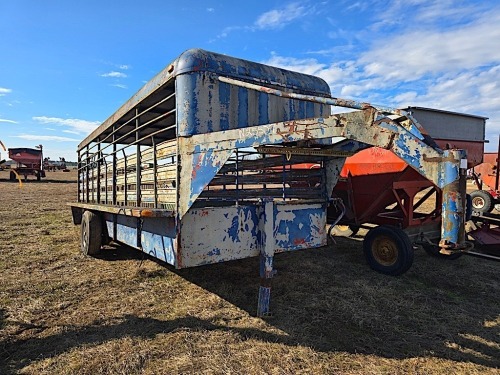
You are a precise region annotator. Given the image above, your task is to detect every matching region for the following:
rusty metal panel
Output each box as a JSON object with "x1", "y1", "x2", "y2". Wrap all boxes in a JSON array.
[
  {"x1": 178, "y1": 202, "x2": 327, "y2": 268},
  {"x1": 179, "y1": 205, "x2": 261, "y2": 268},
  {"x1": 105, "y1": 214, "x2": 178, "y2": 267},
  {"x1": 175, "y1": 49, "x2": 330, "y2": 137},
  {"x1": 273, "y1": 203, "x2": 327, "y2": 251}
]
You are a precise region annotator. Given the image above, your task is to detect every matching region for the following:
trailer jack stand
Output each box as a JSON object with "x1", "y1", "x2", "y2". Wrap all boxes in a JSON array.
[{"x1": 257, "y1": 254, "x2": 276, "y2": 317}]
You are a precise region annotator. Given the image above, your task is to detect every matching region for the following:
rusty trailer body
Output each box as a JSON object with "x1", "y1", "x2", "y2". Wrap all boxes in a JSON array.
[{"x1": 70, "y1": 49, "x2": 470, "y2": 316}]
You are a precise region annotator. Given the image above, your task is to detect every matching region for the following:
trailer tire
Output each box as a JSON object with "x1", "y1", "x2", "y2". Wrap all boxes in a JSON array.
[
  {"x1": 331, "y1": 224, "x2": 359, "y2": 237},
  {"x1": 9, "y1": 171, "x2": 16, "y2": 181},
  {"x1": 470, "y1": 190, "x2": 493, "y2": 213},
  {"x1": 363, "y1": 226, "x2": 414, "y2": 276},
  {"x1": 421, "y1": 243, "x2": 463, "y2": 260},
  {"x1": 81, "y1": 211, "x2": 103, "y2": 256}
]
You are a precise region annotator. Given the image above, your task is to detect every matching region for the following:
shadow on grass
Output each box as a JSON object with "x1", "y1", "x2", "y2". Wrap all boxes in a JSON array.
[
  {"x1": 93, "y1": 243, "x2": 145, "y2": 262},
  {"x1": 0, "y1": 314, "x2": 283, "y2": 374},
  {"x1": 0, "y1": 309, "x2": 5, "y2": 330},
  {"x1": 3, "y1": 238, "x2": 498, "y2": 373},
  {"x1": 174, "y1": 236, "x2": 500, "y2": 369}
]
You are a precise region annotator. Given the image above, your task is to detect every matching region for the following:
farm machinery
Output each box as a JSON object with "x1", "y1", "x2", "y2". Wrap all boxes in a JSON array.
[
  {"x1": 465, "y1": 138, "x2": 500, "y2": 252},
  {"x1": 329, "y1": 111, "x2": 500, "y2": 259},
  {"x1": 8, "y1": 145, "x2": 45, "y2": 181},
  {"x1": 469, "y1": 140, "x2": 500, "y2": 213},
  {"x1": 70, "y1": 49, "x2": 472, "y2": 316}
]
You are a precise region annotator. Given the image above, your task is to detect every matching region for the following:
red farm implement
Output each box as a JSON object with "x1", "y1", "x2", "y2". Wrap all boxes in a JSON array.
[
  {"x1": 8, "y1": 145, "x2": 46, "y2": 181},
  {"x1": 328, "y1": 108, "x2": 500, "y2": 271},
  {"x1": 470, "y1": 137, "x2": 500, "y2": 213}
]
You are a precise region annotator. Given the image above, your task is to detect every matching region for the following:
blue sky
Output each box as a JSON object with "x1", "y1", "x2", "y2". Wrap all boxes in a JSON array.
[{"x1": 1, "y1": 0, "x2": 499, "y2": 161}]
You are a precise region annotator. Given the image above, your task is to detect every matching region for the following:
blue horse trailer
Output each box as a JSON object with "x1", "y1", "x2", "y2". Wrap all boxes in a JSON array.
[{"x1": 70, "y1": 49, "x2": 469, "y2": 316}]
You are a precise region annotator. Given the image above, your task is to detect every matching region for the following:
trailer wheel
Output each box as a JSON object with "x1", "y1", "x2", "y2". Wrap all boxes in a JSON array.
[
  {"x1": 331, "y1": 224, "x2": 359, "y2": 237},
  {"x1": 9, "y1": 171, "x2": 15, "y2": 181},
  {"x1": 421, "y1": 243, "x2": 463, "y2": 260},
  {"x1": 363, "y1": 226, "x2": 414, "y2": 276},
  {"x1": 81, "y1": 211, "x2": 103, "y2": 256},
  {"x1": 470, "y1": 190, "x2": 493, "y2": 213}
]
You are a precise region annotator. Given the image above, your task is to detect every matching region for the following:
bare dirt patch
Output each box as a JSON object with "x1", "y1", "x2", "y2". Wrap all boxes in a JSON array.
[{"x1": 0, "y1": 170, "x2": 498, "y2": 374}]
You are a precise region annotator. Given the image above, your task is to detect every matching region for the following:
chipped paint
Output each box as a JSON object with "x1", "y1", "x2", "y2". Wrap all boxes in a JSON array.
[{"x1": 73, "y1": 49, "x2": 471, "y2": 316}]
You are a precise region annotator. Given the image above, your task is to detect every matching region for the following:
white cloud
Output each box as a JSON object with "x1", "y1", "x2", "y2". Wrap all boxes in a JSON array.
[
  {"x1": 360, "y1": 10, "x2": 500, "y2": 82},
  {"x1": 261, "y1": 54, "x2": 326, "y2": 75},
  {"x1": 0, "y1": 118, "x2": 17, "y2": 124},
  {"x1": 255, "y1": 3, "x2": 309, "y2": 30},
  {"x1": 0, "y1": 87, "x2": 12, "y2": 96},
  {"x1": 101, "y1": 71, "x2": 127, "y2": 78},
  {"x1": 207, "y1": 7, "x2": 214, "y2": 12},
  {"x1": 15, "y1": 134, "x2": 80, "y2": 142},
  {"x1": 118, "y1": 65, "x2": 130, "y2": 70},
  {"x1": 33, "y1": 116, "x2": 100, "y2": 135},
  {"x1": 63, "y1": 129, "x2": 81, "y2": 135},
  {"x1": 111, "y1": 83, "x2": 127, "y2": 89}
]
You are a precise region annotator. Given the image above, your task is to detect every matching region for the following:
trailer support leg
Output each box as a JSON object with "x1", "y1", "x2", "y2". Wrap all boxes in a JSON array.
[
  {"x1": 439, "y1": 150, "x2": 468, "y2": 251},
  {"x1": 257, "y1": 200, "x2": 276, "y2": 317}
]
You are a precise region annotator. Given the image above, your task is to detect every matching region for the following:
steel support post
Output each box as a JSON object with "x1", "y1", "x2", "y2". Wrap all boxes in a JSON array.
[
  {"x1": 439, "y1": 149, "x2": 468, "y2": 251},
  {"x1": 257, "y1": 199, "x2": 276, "y2": 317}
]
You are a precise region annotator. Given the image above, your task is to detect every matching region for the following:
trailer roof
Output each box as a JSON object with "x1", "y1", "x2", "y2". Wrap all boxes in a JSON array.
[
  {"x1": 78, "y1": 49, "x2": 331, "y2": 151},
  {"x1": 406, "y1": 106, "x2": 489, "y2": 120}
]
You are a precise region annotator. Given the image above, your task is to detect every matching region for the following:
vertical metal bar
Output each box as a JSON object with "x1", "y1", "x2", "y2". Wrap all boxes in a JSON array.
[
  {"x1": 104, "y1": 155, "x2": 108, "y2": 204},
  {"x1": 112, "y1": 127, "x2": 117, "y2": 241},
  {"x1": 85, "y1": 146, "x2": 90, "y2": 203},
  {"x1": 97, "y1": 139, "x2": 101, "y2": 204},
  {"x1": 257, "y1": 199, "x2": 276, "y2": 317},
  {"x1": 152, "y1": 136, "x2": 158, "y2": 209},
  {"x1": 282, "y1": 155, "x2": 286, "y2": 201},
  {"x1": 77, "y1": 151, "x2": 81, "y2": 202},
  {"x1": 112, "y1": 128, "x2": 117, "y2": 206},
  {"x1": 439, "y1": 149, "x2": 467, "y2": 249},
  {"x1": 136, "y1": 108, "x2": 141, "y2": 207},
  {"x1": 495, "y1": 134, "x2": 500, "y2": 191},
  {"x1": 122, "y1": 150, "x2": 127, "y2": 206},
  {"x1": 235, "y1": 149, "x2": 239, "y2": 203}
]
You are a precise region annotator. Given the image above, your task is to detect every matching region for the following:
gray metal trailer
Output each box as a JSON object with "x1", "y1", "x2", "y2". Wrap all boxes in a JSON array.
[{"x1": 70, "y1": 49, "x2": 469, "y2": 316}]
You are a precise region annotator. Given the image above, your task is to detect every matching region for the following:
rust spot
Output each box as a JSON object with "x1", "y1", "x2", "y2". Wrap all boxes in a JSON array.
[
  {"x1": 293, "y1": 238, "x2": 306, "y2": 245},
  {"x1": 423, "y1": 153, "x2": 456, "y2": 163}
]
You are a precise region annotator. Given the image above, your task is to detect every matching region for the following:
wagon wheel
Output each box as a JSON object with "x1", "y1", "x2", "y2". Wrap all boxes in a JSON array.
[
  {"x1": 363, "y1": 226, "x2": 414, "y2": 276},
  {"x1": 331, "y1": 224, "x2": 359, "y2": 237},
  {"x1": 421, "y1": 243, "x2": 463, "y2": 260},
  {"x1": 81, "y1": 211, "x2": 103, "y2": 256},
  {"x1": 470, "y1": 190, "x2": 493, "y2": 213}
]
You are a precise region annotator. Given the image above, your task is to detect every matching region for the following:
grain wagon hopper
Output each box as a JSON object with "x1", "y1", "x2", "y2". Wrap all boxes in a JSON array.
[
  {"x1": 70, "y1": 49, "x2": 470, "y2": 316},
  {"x1": 8, "y1": 145, "x2": 46, "y2": 181},
  {"x1": 328, "y1": 109, "x2": 495, "y2": 268}
]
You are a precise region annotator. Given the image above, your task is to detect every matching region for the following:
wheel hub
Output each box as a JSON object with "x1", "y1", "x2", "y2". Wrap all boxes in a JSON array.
[
  {"x1": 472, "y1": 197, "x2": 485, "y2": 209},
  {"x1": 372, "y1": 236, "x2": 398, "y2": 266}
]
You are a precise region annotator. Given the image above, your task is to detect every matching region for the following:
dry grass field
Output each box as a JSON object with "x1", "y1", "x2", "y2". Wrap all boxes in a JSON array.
[{"x1": 0, "y1": 169, "x2": 499, "y2": 374}]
